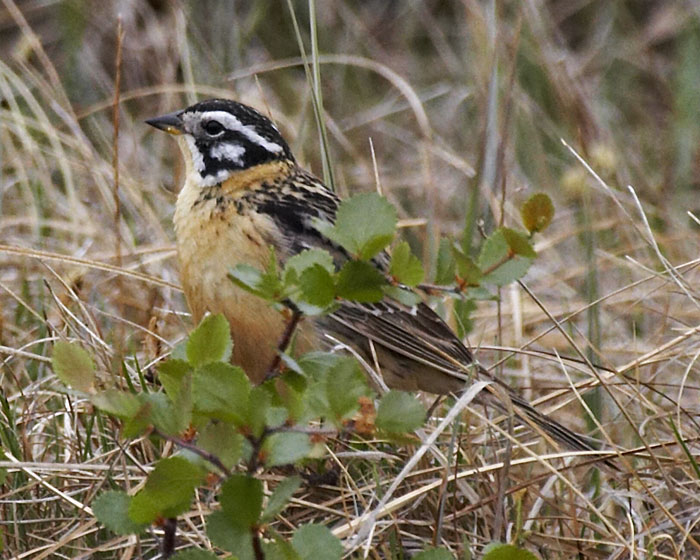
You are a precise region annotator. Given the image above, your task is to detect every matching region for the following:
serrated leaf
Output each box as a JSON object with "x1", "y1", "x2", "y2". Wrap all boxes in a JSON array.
[
  {"x1": 246, "y1": 386, "x2": 270, "y2": 438},
  {"x1": 383, "y1": 285, "x2": 422, "y2": 307},
  {"x1": 521, "y1": 192, "x2": 554, "y2": 233},
  {"x1": 229, "y1": 249, "x2": 284, "y2": 302},
  {"x1": 92, "y1": 491, "x2": 147, "y2": 535},
  {"x1": 454, "y1": 298, "x2": 477, "y2": 339},
  {"x1": 316, "y1": 192, "x2": 397, "y2": 259},
  {"x1": 51, "y1": 341, "x2": 95, "y2": 393},
  {"x1": 228, "y1": 264, "x2": 265, "y2": 295},
  {"x1": 453, "y1": 248, "x2": 482, "y2": 286},
  {"x1": 413, "y1": 547, "x2": 455, "y2": 560},
  {"x1": 220, "y1": 474, "x2": 263, "y2": 528},
  {"x1": 478, "y1": 228, "x2": 534, "y2": 286},
  {"x1": 435, "y1": 238, "x2": 456, "y2": 285},
  {"x1": 502, "y1": 228, "x2": 536, "y2": 258},
  {"x1": 171, "y1": 372, "x2": 193, "y2": 431},
  {"x1": 207, "y1": 511, "x2": 254, "y2": 559},
  {"x1": 336, "y1": 260, "x2": 386, "y2": 303},
  {"x1": 186, "y1": 314, "x2": 232, "y2": 367},
  {"x1": 284, "y1": 248, "x2": 335, "y2": 277},
  {"x1": 263, "y1": 537, "x2": 303, "y2": 560},
  {"x1": 193, "y1": 362, "x2": 250, "y2": 425},
  {"x1": 483, "y1": 542, "x2": 540, "y2": 560},
  {"x1": 389, "y1": 241, "x2": 424, "y2": 287},
  {"x1": 170, "y1": 549, "x2": 220, "y2": 560},
  {"x1": 325, "y1": 357, "x2": 367, "y2": 422},
  {"x1": 128, "y1": 457, "x2": 205, "y2": 524},
  {"x1": 127, "y1": 392, "x2": 181, "y2": 437},
  {"x1": 292, "y1": 524, "x2": 343, "y2": 560},
  {"x1": 171, "y1": 340, "x2": 188, "y2": 361},
  {"x1": 198, "y1": 421, "x2": 243, "y2": 470},
  {"x1": 376, "y1": 391, "x2": 425, "y2": 433},
  {"x1": 158, "y1": 359, "x2": 192, "y2": 401},
  {"x1": 296, "y1": 264, "x2": 336, "y2": 308},
  {"x1": 91, "y1": 389, "x2": 142, "y2": 419},
  {"x1": 266, "y1": 406, "x2": 289, "y2": 429},
  {"x1": 261, "y1": 475, "x2": 302, "y2": 522},
  {"x1": 297, "y1": 352, "x2": 343, "y2": 379},
  {"x1": 263, "y1": 432, "x2": 311, "y2": 467}
]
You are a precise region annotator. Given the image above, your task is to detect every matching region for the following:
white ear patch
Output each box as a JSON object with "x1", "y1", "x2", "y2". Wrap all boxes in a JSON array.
[
  {"x1": 210, "y1": 143, "x2": 245, "y2": 165},
  {"x1": 199, "y1": 110, "x2": 284, "y2": 154}
]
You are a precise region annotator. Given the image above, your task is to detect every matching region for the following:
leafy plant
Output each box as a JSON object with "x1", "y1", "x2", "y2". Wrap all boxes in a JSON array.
[{"x1": 51, "y1": 191, "x2": 553, "y2": 558}]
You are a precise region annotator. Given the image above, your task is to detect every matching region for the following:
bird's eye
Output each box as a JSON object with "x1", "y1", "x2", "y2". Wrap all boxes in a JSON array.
[{"x1": 203, "y1": 120, "x2": 224, "y2": 136}]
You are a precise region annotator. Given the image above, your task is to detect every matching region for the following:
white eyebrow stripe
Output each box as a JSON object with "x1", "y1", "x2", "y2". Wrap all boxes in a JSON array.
[{"x1": 199, "y1": 110, "x2": 283, "y2": 153}]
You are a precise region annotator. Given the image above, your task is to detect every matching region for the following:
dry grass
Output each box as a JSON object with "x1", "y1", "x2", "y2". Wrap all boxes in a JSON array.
[{"x1": 2, "y1": 1, "x2": 700, "y2": 558}]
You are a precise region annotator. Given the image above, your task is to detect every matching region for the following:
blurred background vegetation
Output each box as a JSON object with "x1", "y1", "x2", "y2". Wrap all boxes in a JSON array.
[{"x1": 2, "y1": 1, "x2": 700, "y2": 558}]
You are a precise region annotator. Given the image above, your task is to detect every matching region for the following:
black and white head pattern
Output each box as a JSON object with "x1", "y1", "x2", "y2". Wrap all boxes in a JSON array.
[{"x1": 178, "y1": 99, "x2": 294, "y2": 187}]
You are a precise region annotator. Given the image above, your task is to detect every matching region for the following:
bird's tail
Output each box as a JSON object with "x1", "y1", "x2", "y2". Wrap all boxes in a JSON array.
[{"x1": 479, "y1": 377, "x2": 616, "y2": 468}]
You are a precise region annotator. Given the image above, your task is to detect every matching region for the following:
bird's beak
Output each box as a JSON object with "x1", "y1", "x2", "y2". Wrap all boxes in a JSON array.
[{"x1": 145, "y1": 110, "x2": 184, "y2": 135}]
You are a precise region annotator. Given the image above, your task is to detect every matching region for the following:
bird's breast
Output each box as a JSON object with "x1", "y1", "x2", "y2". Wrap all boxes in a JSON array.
[{"x1": 173, "y1": 179, "x2": 312, "y2": 383}]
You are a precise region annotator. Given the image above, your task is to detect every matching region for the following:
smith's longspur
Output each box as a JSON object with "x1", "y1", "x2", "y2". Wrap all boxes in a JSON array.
[{"x1": 147, "y1": 98, "x2": 602, "y2": 457}]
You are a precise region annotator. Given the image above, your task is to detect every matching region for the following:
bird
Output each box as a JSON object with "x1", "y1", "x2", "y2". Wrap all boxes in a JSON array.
[{"x1": 146, "y1": 98, "x2": 604, "y2": 459}]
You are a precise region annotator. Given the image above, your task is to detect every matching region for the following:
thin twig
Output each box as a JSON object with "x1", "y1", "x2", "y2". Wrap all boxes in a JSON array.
[
  {"x1": 263, "y1": 309, "x2": 303, "y2": 382},
  {"x1": 161, "y1": 517, "x2": 177, "y2": 559},
  {"x1": 151, "y1": 428, "x2": 231, "y2": 477}
]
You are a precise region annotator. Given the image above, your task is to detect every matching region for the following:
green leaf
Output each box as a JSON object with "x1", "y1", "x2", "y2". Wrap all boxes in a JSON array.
[
  {"x1": 127, "y1": 392, "x2": 182, "y2": 437},
  {"x1": 376, "y1": 391, "x2": 425, "y2": 433},
  {"x1": 502, "y1": 228, "x2": 536, "y2": 258},
  {"x1": 171, "y1": 340, "x2": 188, "y2": 361},
  {"x1": 266, "y1": 406, "x2": 289, "y2": 429},
  {"x1": 220, "y1": 474, "x2": 263, "y2": 528},
  {"x1": 263, "y1": 537, "x2": 303, "y2": 560},
  {"x1": 261, "y1": 476, "x2": 302, "y2": 523},
  {"x1": 158, "y1": 359, "x2": 192, "y2": 401},
  {"x1": 316, "y1": 192, "x2": 397, "y2": 259},
  {"x1": 454, "y1": 298, "x2": 477, "y2": 339},
  {"x1": 229, "y1": 263, "x2": 266, "y2": 295},
  {"x1": 128, "y1": 457, "x2": 205, "y2": 524},
  {"x1": 92, "y1": 491, "x2": 147, "y2": 535},
  {"x1": 171, "y1": 372, "x2": 193, "y2": 431},
  {"x1": 297, "y1": 264, "x2": 336, "y2": 308},
  {"x1": 186, "y1": 314, "x2": 232, "y2": 367},
  {"x1": 263, "y1": 432, "x2": 311, "y2": 467},
  {"x1": 336, "y1": 260, "x2": 386, "y2": 303},
  {"x1": 207, "y1": 511, "x2": 254, "y2": 559},
  {"x1": 91, "y1": 389, "x2": 142, "y2": 419},
  {"x1": 325, "y1": 357, "x2": 367, "y2": 422},
  {"x1": 521, "y1": 192, "x2": 554, "y2": 234},
  {"x1": 413, "y1": 547, "x2": 455, "y2": 560},
  {"x1": 284, "y1": 248, "x2": 335, "y2": 277},
  {"x1": 435, "y1": 238, "x2": 456, "y2": 285},
  {"x1": 453, "y1": 248, "x2": 482, "y2": 286},
  {"x1": 229, "y1": 249, "x2": 284, "y2": 302},
  {"x1": 478, "y1": 228, "x2": 534, "y2": 286},
  {"x1": 51, "y1": 341, "x2": 95, "y2": 393},
  {"x1": 297, "y1": 352, "x2": 343, "y2": 379},
  {"x1": 383, "y1": 285, "x2": 422, "y2": 307},
  {"x1": 193, "y1": 362, "x2": 250, "y2": 425},
  {"x1": 292, "y1": 524, "x2": 343, "y2": 560},
  {"x1": 170, "y1": 549, "x2": 220, "y2": 560},
  {"x1": 246, "y1": 386, "x2": 270, "y2": 438},
  {"x1": 389, "y1": 241, "x2": 424, "y2": 287},
  {"x1": 198, "y1": 421, "x2": 243, "y2": 470},
  {"x1": 483, "y1": 542, "x2": 540, "y2": 560}
]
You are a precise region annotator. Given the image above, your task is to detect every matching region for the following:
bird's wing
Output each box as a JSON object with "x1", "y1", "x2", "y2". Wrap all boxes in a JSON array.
[
  {"x1": 248, "y1": 169, "x2": 477, "y2": 380},
  {"x1": 328, "y1": 299, "x2": 475, "y2": 382}
]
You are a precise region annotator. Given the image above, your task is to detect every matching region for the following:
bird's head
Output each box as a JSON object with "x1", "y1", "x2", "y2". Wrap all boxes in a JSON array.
[{"x1": 146, "y1": 98, "x2": 294, "y2": 188}]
